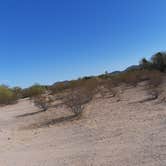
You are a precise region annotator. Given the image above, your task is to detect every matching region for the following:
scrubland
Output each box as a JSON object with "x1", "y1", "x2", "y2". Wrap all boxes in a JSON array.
[{"x1": 0, "y1": 52, "x2": 166, "y2": 165}]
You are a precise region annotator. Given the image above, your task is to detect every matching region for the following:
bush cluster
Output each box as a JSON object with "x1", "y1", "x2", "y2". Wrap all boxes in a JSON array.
[
  {"x1": 32, "y1": 95, "x2": 53, "y2": 111},
  {"x1": 59, "y1": 78, "x2": 99, "y2": 116},
  {"x1": 140, "y1": 52, "x2": 166, "y2": 72},
  {"x1": 110, "y1": 70, "x2": 162, "y2": 87},
  {"x1": 0, "y1": 85, "x2": 18, "y2": 105},
  {"x1": 22, "y1": 84, "x2": 46, "y2": 98},
  {"x1": 0, "y1": 51, "x2": 165, "y2": 115}
]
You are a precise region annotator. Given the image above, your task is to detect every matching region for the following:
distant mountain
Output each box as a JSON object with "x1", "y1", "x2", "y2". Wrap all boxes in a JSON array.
[
  {"x1": 52, "y1": 80, "x2": 69, "y2": 86},
  {"x1": 109, "y1": 65, "x2": 140, "y2": 76},
  {"x1": 124, "y1": 65, "x2": 140, "y2": 72},
  {"x1": 110, "y1": 71, "x2": 121, "y2": 75},
  {"x1": 52, "y1": 65, "x2": 141, "y2": 86}
]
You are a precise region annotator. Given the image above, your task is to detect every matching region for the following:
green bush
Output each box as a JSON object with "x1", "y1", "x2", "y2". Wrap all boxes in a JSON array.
[
  {"x1": 22, "y1": 84, "x2": 46, "y2": 98},
  {"x1": 140, "y1": 52, "x2": 166, "y2": 72},
  {"x1": 0, "y1": 85, "x2": 17, "y2": 105},
  {"x1": 151, "y1": 52, "x2": 166, "y2": 72},
  {"x1": 140, "y1": 58, "x2": 153, "y2": 70}
]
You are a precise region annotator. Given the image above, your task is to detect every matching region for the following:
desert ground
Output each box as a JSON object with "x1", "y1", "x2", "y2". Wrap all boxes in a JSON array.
[{"x1": 0, "y1": 84, "x2": 166, "y2": 166}]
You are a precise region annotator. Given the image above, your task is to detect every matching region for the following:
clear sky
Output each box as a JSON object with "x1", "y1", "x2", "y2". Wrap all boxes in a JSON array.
[{"x1": 0, "y1": 0, "x2": 166, "y2": 87}]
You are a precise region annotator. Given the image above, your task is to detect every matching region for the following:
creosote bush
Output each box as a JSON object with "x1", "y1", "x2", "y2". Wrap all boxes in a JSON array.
[
  {"x1": 108, "y1": 69, "x2": 163, "y2": 87},
  {"x1": 50, "y1": 78, "x2": 99, "y2": 95},
  {"x1": 33, "y1": 95, "x2": 53, "y2": 111},
  {"x1": 146, "y1": 70, "x2": 163, "y2": 88},
  {"x1": 62, "y1": 78, "x2": 99, "y2": 116},
  {"x1": 22, "y1": 84, "x2": 46, "y2": 98},
  {"x1": 63, "y1": 88, "x2": 91, "y2": 116},
  {"x1": 0, "y1": 85, "x2": 17, "y2": 105}
]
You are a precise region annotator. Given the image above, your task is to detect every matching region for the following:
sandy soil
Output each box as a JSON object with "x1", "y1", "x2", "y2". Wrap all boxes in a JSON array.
[{"x1": 0, "y1": 85, "x2": 166, "y2": 166}]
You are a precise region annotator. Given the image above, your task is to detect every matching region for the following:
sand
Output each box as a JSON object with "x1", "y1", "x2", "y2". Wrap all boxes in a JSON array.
[{"x1": 0, "y1": 85, "x2": 166, "y2": 166}]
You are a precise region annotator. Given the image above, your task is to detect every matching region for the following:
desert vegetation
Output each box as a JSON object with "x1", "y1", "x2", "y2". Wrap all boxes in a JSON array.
[
  {"x1": 32, "y1": 95, "x2": 53, "y2": 112},
  {"x1": 22, "y1": 84, "x2": 46, "y2": 98},
  {"x1": 140, "y1": 52, "x2": 166, "y2": 72},
  {"x1": 0, "y1": 85, "x2": 18, "y2": 105},
  {"x1": 0, "y1": 52, "x2": 166, "y2": 117},
  {"x1": 62, "y1": 78, "x2": 99, "y2": 116}
]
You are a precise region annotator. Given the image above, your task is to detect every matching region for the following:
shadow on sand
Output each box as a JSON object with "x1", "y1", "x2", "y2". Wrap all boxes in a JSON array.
[
  {"x1": 39, "y1": 114, "x2": 80, "y2": 128},
  {"x1": 16, "y1": 103, "x2": 65, "y2": 118},
  {"x1": 16, "y1": 110, "x2": 43, "y2": 118}
]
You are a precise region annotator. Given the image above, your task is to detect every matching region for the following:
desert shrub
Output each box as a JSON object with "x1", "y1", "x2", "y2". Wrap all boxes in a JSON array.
[
  {"x1": 151, "y1": 52, "x2": 166, "y2": 72},
  {"x1": 98, "y1": 73, "x2": 111, "y2": 79},
  {"x1": 121, "y1": 72, "x2": 139, "y2": 86},
  {"x1": 140, "y1": 58, "x2": 153, "y2": 70},
  {"x1": 98, "y1": 79, "x2": 117, "y2": 98},
  {"x1": 102, "y1": 69, "x2": 163, "y2": 88},
  {"x1": 74, "y1": 78, "x2": 99, "y2": 93},
  {"x1": 0, "y1": 85, "x2": 17, "y2": 105},
  {"x1": 50, "y1": 81, "x2": 72, "y2": 94},
  {"x1": 32, "y1": 95, "x2": 53, "y2": 111},
  {"x1": 63, "y1": 88, "x2": 92, "y2": 116},
  {"x1": 62, "y1": 78, "x2": 99, "y2": 116},
  {"x1": 51, "y1": 78, "x2": 99, "y2": 94},
  {"x1": 146, "y1": 70, "x2": 163, "y2": 88},
  {"x1": 107, "y1": 70, "x2": 141, "y2": 87},
  {"x1": 140, "y1": 52, "x2": 166, "y2": 72},
  {"x1": 81, "y1": 76, "x2": 94, "y2": 80},
  {"x1": 138, "y1": 70, "x2": 163, "y2": 101},
  {"x1": 12, "y1": 87, "x2": 23, "y2": 99},
  {"x1": 22, "y1": 84, "x2": 46, "y2": 98}
]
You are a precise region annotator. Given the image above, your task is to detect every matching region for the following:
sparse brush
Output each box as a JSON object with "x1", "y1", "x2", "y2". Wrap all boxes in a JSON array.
[
  {"x1": 33, "y1": 95, "x2": 53, "y2": 111},
  {"x1": 145, "y1": 71, "x2": 163, "y2": 101},
  {"x1": 63, "y1": 82, "x2": 96, "y2": 116},
  {"x1": 99, "y1": 79, "x2": 117, "y2": 98},
  {"x1": 12, "y1": 87, "x2": 23, "y2": 99},
  {"x1": 147, "y1": 70, "x2": 163, "y2": 88},
  {"x1": 0, "y1": 85, "x2": 18, "y2": 105},
  {"x1": 22, "y1": 84, "x2": 46, "y2": 98}
]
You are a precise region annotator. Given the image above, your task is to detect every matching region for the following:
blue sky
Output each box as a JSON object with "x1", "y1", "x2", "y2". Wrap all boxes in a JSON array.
[{"x1": 0, "y1": 0, "x2": 166, "y2": 87}]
